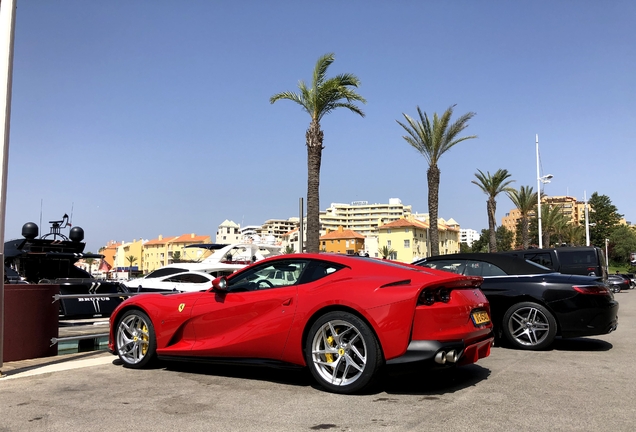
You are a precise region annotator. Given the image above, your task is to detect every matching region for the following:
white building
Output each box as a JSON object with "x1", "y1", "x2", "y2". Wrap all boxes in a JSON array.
[
  {"x1": 216, "y1": 220, "x2": 241, "y2": 243},
  {"x1": 320, "y1": 198, "x2": 412, "y2": 237},
  {"x1": 460, "y1": 228, "x2": 480, "y2": 247}
]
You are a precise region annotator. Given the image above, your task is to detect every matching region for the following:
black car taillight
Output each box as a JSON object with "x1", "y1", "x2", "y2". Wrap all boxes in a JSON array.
[
  {"x1": 418, "y1": 287, "x2": 453, "y2": 305},
  {"x1": 573, "y1": 285, "x2": 610, "y2": 295}
]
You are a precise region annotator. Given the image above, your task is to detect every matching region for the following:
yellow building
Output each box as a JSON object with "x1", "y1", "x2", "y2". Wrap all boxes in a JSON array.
[
  {"x1": 377, "y1": 216, "x2": 461, "y2": 263},
  {"x1": 320, "y1": 226, "x2": 365, "y2": 254},
  {"x1": 169, "y1": 233, "x2": 212, "y2": 264},
  {"x1": 142, "y1": 233, "x2": 211, "y2": 274},
  {"x1": 377, "y1": 218, "x2": 429, "y2": 262},
  {"x1": 114, "y1": 239, "x2": 145, "y2": 277}
]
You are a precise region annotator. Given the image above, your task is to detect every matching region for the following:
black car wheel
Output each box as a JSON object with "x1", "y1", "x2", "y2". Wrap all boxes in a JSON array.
[
  {"x1": 305, "y1": 311, "x2": 382, "y2": 394},
  {"x1": 115, "y1": 309, "x2": 157, "y2": 368},
  {"x1": 502, "y1": 302, "x2": 557, "y2": 350}
]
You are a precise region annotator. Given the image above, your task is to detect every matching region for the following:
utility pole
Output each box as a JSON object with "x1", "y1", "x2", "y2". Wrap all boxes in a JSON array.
[{"x1": 0, "y1": 0, "x2": 18, "y2": 371}]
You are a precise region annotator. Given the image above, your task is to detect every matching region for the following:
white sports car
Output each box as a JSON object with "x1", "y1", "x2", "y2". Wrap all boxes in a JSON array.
[{"x1": 124, "y1": 268, "x2": 215, "y2": 293}]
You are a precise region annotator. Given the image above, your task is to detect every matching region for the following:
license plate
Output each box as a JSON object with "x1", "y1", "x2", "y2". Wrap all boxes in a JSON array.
[{"x1": 471, "y1": 310, "x2": 491, "y2": 326}]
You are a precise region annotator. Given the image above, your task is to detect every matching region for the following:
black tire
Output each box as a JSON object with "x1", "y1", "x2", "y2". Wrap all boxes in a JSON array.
[
  {"x1": 502, "y1": 302, "x2": 557, "y2": 350},
  {"x1": 305, "y1": 311, "x2": 382, "y2": 394},
  {"x1": 115, "y1": 309, "x2": 157, "y2": 368}
]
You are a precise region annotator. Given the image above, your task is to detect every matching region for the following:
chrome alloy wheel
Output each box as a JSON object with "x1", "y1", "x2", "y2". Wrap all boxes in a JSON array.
[
  {"x1": 507, "y1": 306, "x2": 551, "y2": 347},
  {"x1": 310, "y1": 320, "x2": 368, "y2": 387},
  {"x1": 117, "y1": 313, "x2": 151, "y2": 365}
]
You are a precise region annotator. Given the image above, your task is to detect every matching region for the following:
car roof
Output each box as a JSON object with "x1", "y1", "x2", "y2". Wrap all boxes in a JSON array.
[{"x1": 415, "y1": 253, "x2": 552, "y2": 275}]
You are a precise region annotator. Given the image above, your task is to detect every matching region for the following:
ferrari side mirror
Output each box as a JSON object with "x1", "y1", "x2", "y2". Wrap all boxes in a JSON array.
[{"x1": 212, "y1": 276, "x2": 228, "y2": 292}]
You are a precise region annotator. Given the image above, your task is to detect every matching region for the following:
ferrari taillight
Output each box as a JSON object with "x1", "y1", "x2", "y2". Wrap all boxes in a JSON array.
[
  {"x1": 573, "y1": 285, "x2": 611, "y2": 296},
  {"x1": 418, "y1": 287, "x2": 452, "y2": 306},
  {"x1": 417, "y1": 277, "x2": 482, "y2": 306}
]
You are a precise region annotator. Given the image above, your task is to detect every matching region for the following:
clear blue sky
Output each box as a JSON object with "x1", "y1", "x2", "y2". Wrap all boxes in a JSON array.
[{"x1": 5, "y1": 0, "x2": 636, "y2": 252}]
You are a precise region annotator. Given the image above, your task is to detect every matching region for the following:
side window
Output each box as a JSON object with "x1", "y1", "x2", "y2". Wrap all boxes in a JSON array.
[
  {"x1": 166, "y1": 273, "x2": 210, "y2": 284},
  {"x1": 417, "y1": 259, "x2": 466, "y2": 275},
  {"x1": 523, "y1": 252, "x2": 554, "y2": 269},
  {"x1": 227, "y1": 260, "x2": 308, "y2": 292},
  {"x1": 473, "y1": 262, "x2": 507, "y2": 276},
  {"x1": 299, "y1": 260, "x2": 345, "y2": 284}
]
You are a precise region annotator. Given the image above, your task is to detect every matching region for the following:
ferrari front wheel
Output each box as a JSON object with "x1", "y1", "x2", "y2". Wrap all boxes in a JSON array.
[
  {"x1": 115, "y1": 309, "x2": 157, "y2": 368},
  {"x1": 305, "y1": 311, "x2": 382, "y2": 394}
]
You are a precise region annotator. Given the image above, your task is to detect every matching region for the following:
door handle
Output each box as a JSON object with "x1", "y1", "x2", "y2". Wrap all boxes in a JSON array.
[{"x1": 282, "y1": 298, "x2": 293, "y2": 306}]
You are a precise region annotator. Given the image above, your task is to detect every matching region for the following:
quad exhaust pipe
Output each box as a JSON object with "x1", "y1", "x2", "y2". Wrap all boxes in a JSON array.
[{"x1": 434, "y1": 349, "x2": 460, "y2": 364}]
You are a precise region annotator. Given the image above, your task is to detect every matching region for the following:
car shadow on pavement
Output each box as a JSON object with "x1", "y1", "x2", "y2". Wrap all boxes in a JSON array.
[
  {"x1": 162, "y1": 360, "x2": 314, "y2": 389},
  {"x1": 550, "y1": 337, "x2": 613, "y2": 352},
  {"x1": 380, "y1": 364, "x2": 491, "y2": 396},
  {"x1": 156, "y1": 359, "x2": 490, "y2": 395}
]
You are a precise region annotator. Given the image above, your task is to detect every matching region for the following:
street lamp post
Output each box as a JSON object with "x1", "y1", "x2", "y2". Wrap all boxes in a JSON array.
[{"x1": 536, "y1": 135, "x2": 553, "y2": 249}]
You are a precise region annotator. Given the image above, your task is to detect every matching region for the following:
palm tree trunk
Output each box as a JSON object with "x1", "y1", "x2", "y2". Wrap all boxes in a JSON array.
[
  {"x1": 521, "y1": 216, "x2": 529, "y2": 249},
  {"x1": 305, "y1": 120, "x2": 324, "y2": 253},
  {"x1": 427, "y1": 165, "x2": 440, "y2": 256},
  {"x1": 488, "y1": 198, "x2": 497, "y2": 252}
]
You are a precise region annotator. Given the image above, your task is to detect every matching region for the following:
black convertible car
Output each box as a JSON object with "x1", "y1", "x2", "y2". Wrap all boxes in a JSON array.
[{"x1": 413, "y1": 253, "x2": 619, "y2": 350}]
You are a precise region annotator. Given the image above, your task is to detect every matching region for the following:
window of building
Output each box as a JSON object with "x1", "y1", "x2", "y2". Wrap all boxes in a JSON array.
[
  {"x1": 387, "y1": 240, "x2": 391, "y2": 247},
  {"x1": 404, "y1": 239, "x2": 410, "y2": 248}
]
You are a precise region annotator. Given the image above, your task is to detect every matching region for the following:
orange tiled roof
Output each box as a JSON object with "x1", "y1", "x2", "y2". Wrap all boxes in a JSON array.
[
  {"x1": 320, "y1": 229, "x2": 365, "y2": 240},
  {"x1": 171, "y1": 234, "x2": 210, "y2": 243},
  {"x1": 145, "y1": 236, "x2": 178, "y2": 246},
  {"x1": 379, "y1": 218, "x2": 429, "y2": 230}
]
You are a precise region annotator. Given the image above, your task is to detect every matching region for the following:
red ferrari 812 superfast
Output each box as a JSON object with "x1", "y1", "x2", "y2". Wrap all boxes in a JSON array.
[{"x1": 109, "y1": 253, "x2": 493, "y2": 394}]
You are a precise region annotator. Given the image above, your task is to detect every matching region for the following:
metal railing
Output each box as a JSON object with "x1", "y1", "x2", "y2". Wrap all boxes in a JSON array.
[{"x1": 50, "y1": 292, "x2": 148, "y2": 347}]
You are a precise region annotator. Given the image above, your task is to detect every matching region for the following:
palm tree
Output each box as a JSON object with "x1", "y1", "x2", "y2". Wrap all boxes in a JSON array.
[
  {"x1": 472, "y1": 169, "x2": 515, "y2": 252},
  {"x1": 271, "y1": 53, "x2": 366, "y2": 253},
  {"x1": 541, "y1": 204, "x2": 568, "y2": 248},
  {"x1": 506, "y1": 186, "x2": 538, "y2": 250},
  {"x1": 397, "y1": 105, "x2": 476, "y2": 256},
  {"x1": 283, "y1": 245, "x2": 295, "y2": 254},
  {"x1": 379, "y1": 245, "x2": 396, "y2": 260},
  {"x1": 126, "y1": 255, "x2": 138, "y2": 280},
  {"x1": 84, "y1": 256, "x2": 96, "y2": 275}
]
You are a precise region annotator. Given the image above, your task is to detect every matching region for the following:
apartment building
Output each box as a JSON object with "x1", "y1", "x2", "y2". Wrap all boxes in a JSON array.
[
  {"x1": 113, "y1": 239, "x2": 145, "y2": 278},
  {"x1": 142, "y1": 233, "x2": 211, "y2": 274},
  {"x1": 258, "y1": 218, "x2": 300, "y2": 243},
  {"x1": 99, "y1": 240, "x2": 121, "y2": 268},
  {"x1": 460, "y1": 228, "x2": 480, "y2": 247},
  {"x1": 502, "y1": 195, "x2": 587, "y2": 247},
  {"x1": 321, "y1": 198, "x2": 412, "y2": 237},
  {"x1": 376, "y1": 216, "x2": 461, "y2": 263}
]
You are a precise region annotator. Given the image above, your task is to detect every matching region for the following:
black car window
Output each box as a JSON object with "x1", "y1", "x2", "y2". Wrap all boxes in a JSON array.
[
  {"x1": 415, "y1": 259, "x2": 466, "y2": 275},
  {"x1": 465, "y1": 261, "x2": 507, "y2": 277},
  {"x1": 144, "y1": 267, "x2": 188, "y2": 279},
  {"x1": 298, "y1": 260, "x2": 345, "y2": 284},
  {"x1": 227, "y1": 259, "x2": 309, "y2": 292},
  {"x1": 166, "y1": 273, "x2": 210, "y2": 284},
  {"x1": 559, "y1": 250, "x2": 595, "y2": 265},
  {"x1": 522, "y1": 252, "x2": 554, "y2": 269}
]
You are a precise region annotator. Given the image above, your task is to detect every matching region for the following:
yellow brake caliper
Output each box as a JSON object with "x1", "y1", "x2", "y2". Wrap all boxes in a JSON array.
[
  {"x1": 325, "y1": 335, "x2": 337, "y2": 363},
  {"x1": 141, "y1": 324, "x2": 149, "y2": 355}
]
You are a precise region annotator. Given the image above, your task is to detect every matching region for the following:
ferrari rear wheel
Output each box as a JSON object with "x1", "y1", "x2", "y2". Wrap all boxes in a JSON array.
[
  {"x1": 115, "y1": 309, "x2": 157, "y2": 368},
  {"x1": 502, "y1": 302, "x2": 557, "y2": 350},
  {"x1": 305, "y1": 311, "x2": 382, "y2": 394}
]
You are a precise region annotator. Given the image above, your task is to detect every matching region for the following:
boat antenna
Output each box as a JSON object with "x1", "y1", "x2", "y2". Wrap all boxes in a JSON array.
[{"x1": 70, "y1": 202, "x2": 74, "y2": 225}]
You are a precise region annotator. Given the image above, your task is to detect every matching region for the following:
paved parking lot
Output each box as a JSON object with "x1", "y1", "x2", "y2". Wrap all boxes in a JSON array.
[{"x1": 1, "y1": 290, "x2": 634, "y2": 432}]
